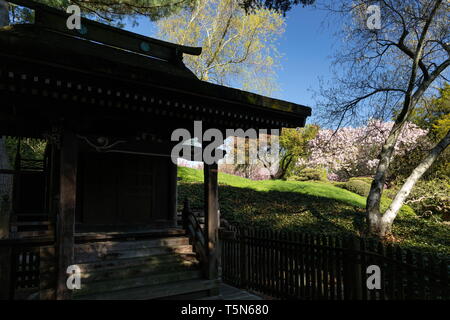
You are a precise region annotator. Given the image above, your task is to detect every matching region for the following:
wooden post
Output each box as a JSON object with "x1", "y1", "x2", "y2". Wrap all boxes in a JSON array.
[
  {"x1": 0, "y1": 244, "x2": 13, "y2": 299},
  {"x1": 239, "y1": 228, "x2": 248, "y2": 288},
  {"x1": 0, "y1": 194, "x2": 10, "y2": 239},
  {"x1": 168, "y1": 160, "x2": 178, "y2": 227},
  {"x1": 40, "y1": 245, "x2": 56, "y2": 300},
  {"x1": 203, "y1": 162, "x2": 219, "y2": 282},
  {"x1": 56, "y1": 129, "x2": 78, "y2": 300},
  {"x1": 182, "y1": 198, "x2": 190, "y2": 230},
  {"x1": 344, "y1": 236, "x2": 363, "y2": 300}
]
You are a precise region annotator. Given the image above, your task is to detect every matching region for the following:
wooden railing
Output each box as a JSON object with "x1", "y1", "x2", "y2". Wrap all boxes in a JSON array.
[
  {"x1": 182, "y1": 199, "x2": 207, "y2": 273},
  {"x1": 0, "y1": 238, "x2": 55, "y2": 300},
  {"x1": 220, "y1": 227, "x2": 450, "y2": 300}
]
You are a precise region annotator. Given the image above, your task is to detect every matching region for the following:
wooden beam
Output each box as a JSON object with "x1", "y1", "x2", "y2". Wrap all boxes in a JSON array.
[
  {"x1": 203, "y1": 162, "x2": 219, "y2": 281},
  {"x1": 56, "y1": 129, "x2": 78, "y2": 300},
  {"x1": 168, "y1": 160, "x2": 178, "y2": 227}
]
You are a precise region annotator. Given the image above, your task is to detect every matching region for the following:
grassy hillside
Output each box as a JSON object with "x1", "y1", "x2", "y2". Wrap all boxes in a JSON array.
[{"x1": 178, "y1": 167, "x2": 450, "y2": 257}]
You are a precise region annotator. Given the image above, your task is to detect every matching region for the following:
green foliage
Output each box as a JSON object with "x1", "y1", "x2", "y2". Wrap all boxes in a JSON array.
[
  {"x1": 342, "y1": 179, "x2": 371, "y2": 197},
  {"x1": 402, "y1": 179, "x2": 450, "y2": 221},
  {"x1": 8, "y1": 0, "x2": 192, "y2": 26},
  {"x1": 288, "y1": 167, "x2": 327, "y2": 182},
  {"x1": 240, "y1": 0, "x2": 315, "y2": 14},
  {"x1": 387, "y1": 85, "x2": 449, "y2": 219},
  {"x1": 178, "y1": 167, "x2": 448, "y2": 256},
  {"x1": 348, "y1": 176, "x2": 373, "y2": 185},
  {"x1": 229, "y1": 124, "x2": 319, "y2": 180},
  {"x1": 383, "y1": 188, "x2": 398, "y2": 200},
  {"x1": 390, "y1": 83, "x2": 450, "y2": 182},
  {"x1": 4, "y1": 137, "x2": 46, "y2": 164},
  {"x1": 389, "y1": 143, "x2": 450, "y2": 183},
  {"x1": 277, "y1": 125, "x2": 319, "y2": 179},
  {"x1": 156, "y1": 0, "x2": 285, "y2": 95},
  {"x1": 335, "y1": 177, "x2": 416, "y2": 217},
  {"x1": 410, "y1": 83, "x2": 450, "y2": 142}
]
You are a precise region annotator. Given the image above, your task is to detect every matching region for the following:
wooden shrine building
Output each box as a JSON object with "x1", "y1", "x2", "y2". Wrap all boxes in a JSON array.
[{"x1": 0, "y1": 0, "x2": 311, "y2": 300}]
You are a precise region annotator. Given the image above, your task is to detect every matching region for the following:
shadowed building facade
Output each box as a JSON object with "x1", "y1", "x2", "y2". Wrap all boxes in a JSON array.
[{"x1": 0, "y1": 0, "x2": 310, "y2": 300}]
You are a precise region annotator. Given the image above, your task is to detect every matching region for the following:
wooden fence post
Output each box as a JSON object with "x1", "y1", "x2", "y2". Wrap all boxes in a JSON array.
[
  {"x1": 39, "y1": 245, "x2": 56, "y2": 300},
  {"x1": 344, "y1": 236, "x2": 363, "y2": 300},
  {"x1": 239, "y1": 228, "x2": 247, "y2": 289}
]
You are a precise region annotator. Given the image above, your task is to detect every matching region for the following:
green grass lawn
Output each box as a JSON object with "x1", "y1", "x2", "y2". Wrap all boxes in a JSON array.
[{"x1": 178, "y1": 167, "x2": 450, "y2": 257}]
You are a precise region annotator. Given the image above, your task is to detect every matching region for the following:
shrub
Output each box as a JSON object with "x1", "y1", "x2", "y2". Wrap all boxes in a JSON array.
[
  {"x1": 288, "y1": 168, "x2": 327, "y2": 182},
  {"x1": 331, "y1": 181, "x2": 346, "y2": 188},
  {"x1": 349, "y1": 177, "x2": 373, "y2": 185},
  {"x1": 342, "y1": 179, "x2": 371, "y2": 197},
  {"x1": 403, "y1": 179, "x2": 450, "y2": 220},
  {"x1": 384, "y1": 188, "x2": 398, "y2": 200}
]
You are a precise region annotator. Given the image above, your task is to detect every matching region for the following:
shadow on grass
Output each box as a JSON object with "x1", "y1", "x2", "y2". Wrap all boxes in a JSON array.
[
  {"x1": 178, "y1": 183, "x2": 366, "y2": 237},
  {"x1": 178, "y1": 182, "x2": 450, "y2": 257}
]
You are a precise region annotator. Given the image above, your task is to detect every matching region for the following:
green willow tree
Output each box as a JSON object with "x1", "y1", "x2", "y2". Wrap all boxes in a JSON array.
[
  {"x1": 156, "y1": 0, "x2": 285, "y2": 95},
  {"x1": 270, "y1": 125, "x2": 319, "y2": 179},
  {"x1": 156, "y1": 0, "x2": 288, "y2": 178}
]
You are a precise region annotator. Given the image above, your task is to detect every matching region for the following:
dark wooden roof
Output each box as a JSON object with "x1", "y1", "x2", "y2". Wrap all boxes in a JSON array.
[{"x1": 0, "y1": 0, "x2": 311, "y2": 139}]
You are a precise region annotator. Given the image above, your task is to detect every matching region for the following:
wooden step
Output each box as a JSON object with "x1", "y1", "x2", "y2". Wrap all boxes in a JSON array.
[
  {"x1": 177, "y1": 216, "x2": 205, "y2": 223},
  {"x1": 73, "y1": 269, "x2": 203, "y2": 297},
  {"x1": 13, "y1": 230, "x2": 54, "y2": 238},
  {"x1": 80, "y1": 258, "x2": 199, "y2": 283},
  {"x1": 75, "y1": 228, "x2": 186, "y2": 243},
  {"x1": 15, "y1": 212, "x2": 49, "y2": 218},
  {"x1": 77, "y1": 253, "x2": 198, "y2": 273},
  {"x1": 75, "y1": 236, "x2": 189, "y2": 254},
  {"x1": 12, "y1": 221, "x2": 52, "y2": 226},
  {"x1": 75, "y1": 244, "x2": 194, "y2": 264},
  {"x1": 74, "y1": 279, "x2": 220, "y2": 300}
]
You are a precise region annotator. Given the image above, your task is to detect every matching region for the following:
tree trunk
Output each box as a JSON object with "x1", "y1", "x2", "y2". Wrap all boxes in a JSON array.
[
  {"x1": 377, "y1": 129, "x2": 450, "y2": 236},
  {"x1": 366, "y1": 120, "x2": 407, "y2": 234},
  {"x1": 365, "y1": 0, "x2": 445, "y2": 236}
]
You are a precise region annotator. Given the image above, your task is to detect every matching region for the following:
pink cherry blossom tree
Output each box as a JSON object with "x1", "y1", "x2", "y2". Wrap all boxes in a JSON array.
[{"x1": 303, "y1": 120, "x2": 429, "y2": 181}]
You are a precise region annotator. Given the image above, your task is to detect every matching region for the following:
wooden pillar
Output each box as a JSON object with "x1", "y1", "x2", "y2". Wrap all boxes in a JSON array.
[
  {"x1": 203, "y1": 162, "x2": 219, "y2": 281},
  {"x1": 56, "y1": 129, "x2": 78, "y2": 300},
  {"x1": 0, "y1": 245, "x2": 13, "y2": 299},
  {"x1": 168, "y1": 160, "x2": 178, "y2": 227}
]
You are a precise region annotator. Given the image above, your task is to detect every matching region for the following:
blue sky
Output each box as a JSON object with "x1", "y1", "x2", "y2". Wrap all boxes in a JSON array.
[
  {"x1": 123, "y1": 5, "x2": 341, "y2": 123},
  {"x1": 274, "y1": 6, "x2": 338, "y2": 108}
]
